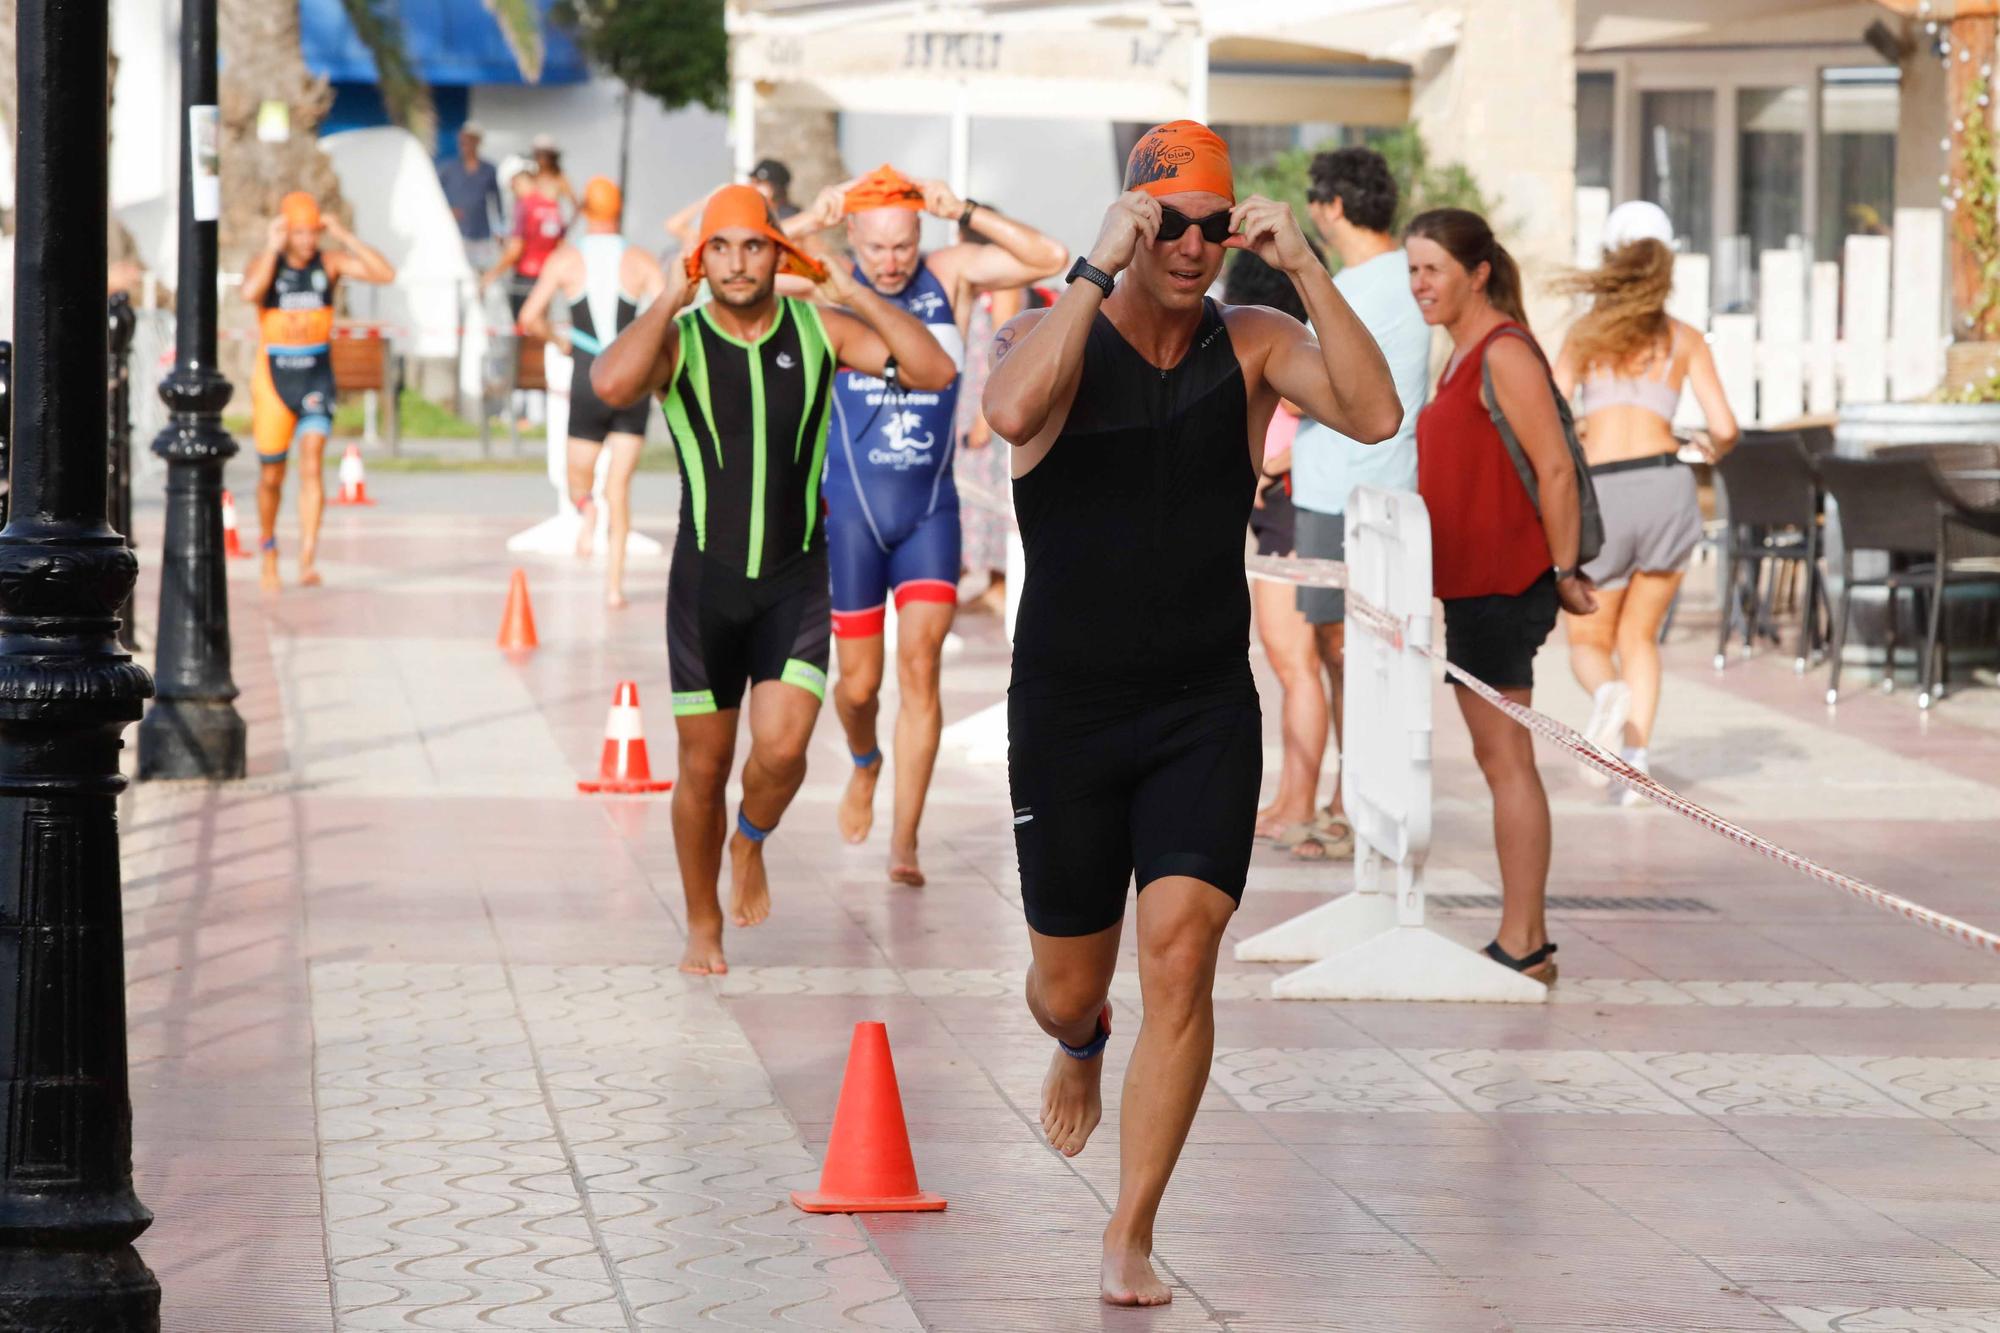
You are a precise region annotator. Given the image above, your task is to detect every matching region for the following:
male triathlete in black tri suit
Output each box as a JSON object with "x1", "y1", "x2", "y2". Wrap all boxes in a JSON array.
[
  {"x1": 590, "y1": 185, "x2": 956, "y2": 977},
  {"x1": 519, "y1": 176, "x2": 667, "y2": 608},
  {"x1": 982, "y1": 121, "x2": 1402, "y2": 1308}
]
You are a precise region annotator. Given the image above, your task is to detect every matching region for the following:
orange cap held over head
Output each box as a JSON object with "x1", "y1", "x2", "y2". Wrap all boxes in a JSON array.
[
  {"x1": 843, "y1": 164, "x2": 925, "y2": 214},
  {"x1": 683, "y1": 183, "x2": 828, "y2": 283},
  {"x1": 279, "y1": 191, "x2": 323, "y2": 231},
  {"x1": 582, "y1": 176, "x2": 621, "y2": 224},
  {"x1": 1123, "y1": 121, "x2": 1234, "y2": 204}
]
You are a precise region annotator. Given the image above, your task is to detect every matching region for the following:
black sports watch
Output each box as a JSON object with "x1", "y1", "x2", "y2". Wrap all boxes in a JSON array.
[
  {"x1": 1066, "y1": 256, "x2": 1114, "y2": 298},
  {"x1": 959, "y1": 198, "x2": 980, "y2": 227}
]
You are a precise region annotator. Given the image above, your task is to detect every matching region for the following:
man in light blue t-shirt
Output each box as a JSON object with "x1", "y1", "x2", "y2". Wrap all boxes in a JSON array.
[{"x1": 1292, "y1": 147, "x2": 1431, "y2": 844}]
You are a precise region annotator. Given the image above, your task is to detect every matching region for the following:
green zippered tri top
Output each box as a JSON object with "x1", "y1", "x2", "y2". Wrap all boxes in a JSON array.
[{"x1": 662, "y1": 297, "x2": 835, "y2": 578}]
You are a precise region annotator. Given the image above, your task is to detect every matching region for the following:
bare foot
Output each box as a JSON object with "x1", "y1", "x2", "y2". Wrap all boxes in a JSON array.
[
  {"x1": 606, "y1": 589, "x2": 628, "y2": 610},
  {"x1": 1100, "y1": 1234, "x2": 1171, "y2": 1307},
  {"x1": 1040, "y1": 1002, "x2": 1107, "y2": 1158},
  {"x1": 575, "y1": 499, "x2": 596, "y2": 558},
  {"x1": 298, "y1": 566, "x2": 323, "y2": 588},
  {"x1": 838, "y1": 755, "x2": 880, "y2": 844},
  {"x1": 887, "y1": 846, "x2": 925, "y2": 889},
  {"x1": 728, "y1": 831, "x2": 772, "y2": 928},
  {"x1": 678, "y1": 921, "x2": 728, "y2": 975},
  {"x1": 259, "y1": 552, "x2": 281, "y2": 593}
]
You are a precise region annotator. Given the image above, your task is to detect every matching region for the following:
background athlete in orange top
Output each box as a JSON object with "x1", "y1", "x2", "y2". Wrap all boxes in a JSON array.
[{"x1": 239, "y1": 192, "x2": 395, "y2": 591}]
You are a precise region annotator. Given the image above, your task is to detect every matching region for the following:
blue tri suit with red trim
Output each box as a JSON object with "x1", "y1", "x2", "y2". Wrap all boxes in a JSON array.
[{"x1": 824, "y1": 258, "x2": 964, "y2": 638}]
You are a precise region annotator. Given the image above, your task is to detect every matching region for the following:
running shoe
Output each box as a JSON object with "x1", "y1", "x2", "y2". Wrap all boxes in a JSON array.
[
  {"x1": 1615, "y1": 746, "x2": 1649, "y2": 808},
  {"x1": 1579, "y1": 681, "x2": 1631, "y2": 789}
]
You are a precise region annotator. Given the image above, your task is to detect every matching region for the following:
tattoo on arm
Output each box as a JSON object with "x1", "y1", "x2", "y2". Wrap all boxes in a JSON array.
[{"x1": 991, "y1": 326, "x2": 1017, "y2": 361}]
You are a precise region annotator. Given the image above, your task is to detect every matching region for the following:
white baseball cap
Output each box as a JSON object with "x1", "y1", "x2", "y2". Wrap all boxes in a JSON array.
[{"x1": 1602, "y1": 200, "x2": 1676, "y2": 251}]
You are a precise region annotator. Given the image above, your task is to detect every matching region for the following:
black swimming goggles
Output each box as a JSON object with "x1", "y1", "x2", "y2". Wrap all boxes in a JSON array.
[{"x1": 1156, "y1": 205, "x2": 1233, "y2": 245}]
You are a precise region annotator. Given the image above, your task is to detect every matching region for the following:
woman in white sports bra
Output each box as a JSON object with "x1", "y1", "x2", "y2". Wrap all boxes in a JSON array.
[{"x1": 1553, "y1": 201, "x2": 1738, "y2": 803}]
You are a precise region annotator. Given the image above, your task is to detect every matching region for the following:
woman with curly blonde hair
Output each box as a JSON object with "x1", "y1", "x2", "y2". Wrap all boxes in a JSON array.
[{"x1": 1554, "y1": 201, "x2": 1738, "y2": 803}]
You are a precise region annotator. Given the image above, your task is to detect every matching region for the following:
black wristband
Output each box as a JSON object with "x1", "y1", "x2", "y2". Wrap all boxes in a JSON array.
[
  {"x1": 959, "y1": 198, "x2": 980, "y2": 227},
  {"x1": 1066, "y1": 256, "x2": 1114, "y2": 298}
]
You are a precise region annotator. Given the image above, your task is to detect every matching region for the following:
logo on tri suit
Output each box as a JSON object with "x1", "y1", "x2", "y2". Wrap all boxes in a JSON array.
[
  {"x1": 904, "y1": 289, "x2": 947, "y2": 321},
  {"x1": 776, "y1": 352, "x2": 797, "y2": 370},
  {"x1": 866, "y1": 409, "x2": 935, "y2": 469}
]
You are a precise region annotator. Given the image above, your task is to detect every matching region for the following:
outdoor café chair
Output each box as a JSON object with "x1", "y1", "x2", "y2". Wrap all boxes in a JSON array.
[{"x1": 1713, "y1": 429, "x2": 1825, "y2": 672}]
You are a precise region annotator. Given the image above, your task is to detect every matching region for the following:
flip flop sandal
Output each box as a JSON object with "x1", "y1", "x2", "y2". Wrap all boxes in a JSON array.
[
  {"x1": 1266, "y1": 821, "x2": 1316, "y2": 850},
  {"x1": 1483, "y1": 939, "x2": 1558, "y2": 985},
  {"x1": 1294, "y1": 821, "x2": 1355, "y2": 861}
]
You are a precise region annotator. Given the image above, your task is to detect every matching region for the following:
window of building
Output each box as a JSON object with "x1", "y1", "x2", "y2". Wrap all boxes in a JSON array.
[
  {"x1": 1640, "y1": 90, "x2": 1715, "y2": 255},
  {"x1": 1577, "y1": 71, "x2": 1614, "y2": 191},
  {"x1": 1731, "y1": 86, "x2": 1809, "y2": 311},
  {"x1": 1817, "y1": 67, "x2": 1898, "y2": 260}
]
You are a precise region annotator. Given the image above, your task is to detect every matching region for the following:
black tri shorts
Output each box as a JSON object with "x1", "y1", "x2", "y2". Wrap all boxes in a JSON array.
[
  {"x1": 1008, "y1": 666, "x2": 1262, "y2": 937},
  {"x1": 667, "y1": 535, "x2": 831, "y2": 717},
  {"x1": 569, "y1": 350, "x2": 651, "y2": 444}
]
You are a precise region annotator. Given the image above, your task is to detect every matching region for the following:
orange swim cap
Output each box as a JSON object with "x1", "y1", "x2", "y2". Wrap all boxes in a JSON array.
[
  {"x1": 843, "y1": 164, "x2": 925, "y2": 214},
  {"x1": 279, "y1": 191, "x2": 322, "y2": 231},
  {"x1": 582, "y1": 176, "x2": 621, "y2": 224},
  {"x1": 684, "y1": 183, "x2": 828, "y2": 283},
  {"x1": 1123, "y1": 121, "x2": 1235, "y2": 204}
]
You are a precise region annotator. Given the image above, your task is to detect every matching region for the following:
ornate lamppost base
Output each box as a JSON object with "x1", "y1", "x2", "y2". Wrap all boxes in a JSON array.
[{"x1": 0, "y1": 1247, "x2": 160, "y2": 1331}]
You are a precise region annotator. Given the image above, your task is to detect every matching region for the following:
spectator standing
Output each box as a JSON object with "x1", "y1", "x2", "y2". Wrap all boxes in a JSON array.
[
  {"x1": 1221, "y1": 251, "x2": 1326, "y2": 857},
  {"x1": 436, "y1": 121, "x2": 505, "y2": 272},
  {"x1": 482, "y1": 162, "x2": 566, "y2": 318},
  {"x1": 1286, "y1": 147, "x2": 1430, "y2": 859},
  {"x1": 1406, "y1": 207, "x2": 1597, "y2": 986},
  {"x1": 751, "y1": 158, "x2": 800, "y2": 220},
  {"x1": 530, "y1": 134, "x2": 579, "y2": 222}
]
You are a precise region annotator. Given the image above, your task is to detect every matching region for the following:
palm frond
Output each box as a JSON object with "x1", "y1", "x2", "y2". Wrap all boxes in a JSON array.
[
  {"x1": 483, "y1": 0, "x2": 546, "y2": 84},
  {"x1": 337, "y1": 0, "x2": 437, "y2": 144}
]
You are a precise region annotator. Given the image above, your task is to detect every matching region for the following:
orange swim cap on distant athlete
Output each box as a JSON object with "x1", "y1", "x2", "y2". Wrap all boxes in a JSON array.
[
  {"x1": 684, "y1": 183, "x2": 827, "y2": 283},
  {"x1": 843, "y1": 164, "x2": 926, "y2": 214},
  {"x1": 279, "y1": 191, "x2": 322, "y2": 231},
  {"x1": 1123, "y1": 121, "x2": 1235, "y2": 204},
  {"x1": 582, "y1": 176, "x2": 621, "y2": 224}
]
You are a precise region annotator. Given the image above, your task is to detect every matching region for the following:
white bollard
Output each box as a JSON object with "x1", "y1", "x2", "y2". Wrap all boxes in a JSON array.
[{"x1": 1235, "y1": 486, "x2": 1545, "y2": 1003}]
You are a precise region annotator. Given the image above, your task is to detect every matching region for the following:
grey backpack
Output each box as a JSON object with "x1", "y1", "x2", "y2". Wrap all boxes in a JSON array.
[{"x1": 1479, "y1": 326, "x2": 1604, "y2": 569}]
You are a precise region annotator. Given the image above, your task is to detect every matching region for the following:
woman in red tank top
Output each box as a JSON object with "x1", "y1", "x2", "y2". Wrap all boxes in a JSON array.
[{"x1": 1405, "y1": 208, "x2": 1599, "y2": 986}]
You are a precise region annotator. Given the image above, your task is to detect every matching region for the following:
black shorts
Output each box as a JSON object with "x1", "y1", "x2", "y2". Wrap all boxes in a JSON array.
[
  {"x1": 1249, "y1": 478, "x2": 1295, "y2": 557},
  {"x1": 1008, "y1": 669, "x2": 1262, "y2": 937},
  {"x1": 1441, "y1": 569, "x2": 1559, "y2": 692},
  {"x1": 667, "y1": 536, "x2": 831, "y2": 716},
  {"x1": 1293, "y1": 506, "x2": 1346, "y2": 625},
  {"x1": 570, "y1": 351, "x2": 651, "y2": 443}
]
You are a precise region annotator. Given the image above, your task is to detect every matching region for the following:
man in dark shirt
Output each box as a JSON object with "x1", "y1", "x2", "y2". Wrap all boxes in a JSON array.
[{"x1": 436, "y1": 121, "x2": 504, "y2": 270}]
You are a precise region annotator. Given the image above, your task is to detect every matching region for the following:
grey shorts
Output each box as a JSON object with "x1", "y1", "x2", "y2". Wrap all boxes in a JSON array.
[
  {"x1": 1581, "y1": 459, "x2": 1702, "y2": 592},
  {"x1": 1293, "y1": 506, "x2": 1345, "y2": 624}
]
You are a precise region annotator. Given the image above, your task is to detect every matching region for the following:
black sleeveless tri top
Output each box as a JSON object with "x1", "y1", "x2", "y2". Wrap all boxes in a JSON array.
[{"x1": 1010, "y1": 298, "x2": 1255, "y2": 695}]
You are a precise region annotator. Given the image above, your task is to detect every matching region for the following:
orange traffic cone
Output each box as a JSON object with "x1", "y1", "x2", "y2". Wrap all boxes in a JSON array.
[
  {"x1": 220, "y1": 489, "x2": 250, "y2": 559},
  {"x1": 791, "y1": 1022, "x2": 946, "y2": 1214},
  {"x1": 578, "y1": 681, "x2": 673, "y2": 794},
  {"x1": 497, "y1": 569, "x2": 538, "y2": 651},
  {"x1": 333, "y1": 443, "x2": 375, "y2": 505}
]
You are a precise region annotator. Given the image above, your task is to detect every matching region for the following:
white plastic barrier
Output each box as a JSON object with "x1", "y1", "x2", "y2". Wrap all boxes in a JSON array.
[
  {"x1": 1233, "y1": 487, "x2": 1545, "y2": 1003},
  {"x1": 506, "y1": 342, "x2": 665, "y2": 559}
]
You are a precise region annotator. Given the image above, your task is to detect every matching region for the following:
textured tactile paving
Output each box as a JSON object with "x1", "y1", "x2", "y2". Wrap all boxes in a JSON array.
[{"x1": 311, "y1": 962, "x2": 922, "y2": 1330}]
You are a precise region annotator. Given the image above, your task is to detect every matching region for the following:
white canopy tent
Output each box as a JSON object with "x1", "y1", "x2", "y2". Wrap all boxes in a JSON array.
[{"x1": 725, "y1": 0, "x2": 1441, "y2": 190}]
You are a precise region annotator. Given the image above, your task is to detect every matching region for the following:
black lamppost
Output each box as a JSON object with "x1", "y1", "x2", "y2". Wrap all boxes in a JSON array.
[
  {"x1": 0, "y1": 0, "x2": 162, "y2": 1326},
  {"x1": 135, "y1": 0, "x2": 245, "y2": 780}
]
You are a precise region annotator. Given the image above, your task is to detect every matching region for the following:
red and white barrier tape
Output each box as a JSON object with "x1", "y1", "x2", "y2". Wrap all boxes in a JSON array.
[{"x1": 1245, "y1": 550, "x2": 2000, "y2": 957}]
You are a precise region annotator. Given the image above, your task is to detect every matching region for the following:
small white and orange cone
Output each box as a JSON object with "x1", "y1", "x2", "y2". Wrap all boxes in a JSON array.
[
  {"x1": 220, "y1": 489, "x2": 250, "y2": 559},
  {"x1": 333, "y1": 443, "x2": 375, "y2": 506},
  {"x1": 578, "y1": 681, "x2": 673, "y2": 794}
]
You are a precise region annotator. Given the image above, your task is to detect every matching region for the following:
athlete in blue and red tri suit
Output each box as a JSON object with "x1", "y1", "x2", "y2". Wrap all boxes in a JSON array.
[{"x1": 789, "y1": 164, "x2": 1067, "y2": 885}]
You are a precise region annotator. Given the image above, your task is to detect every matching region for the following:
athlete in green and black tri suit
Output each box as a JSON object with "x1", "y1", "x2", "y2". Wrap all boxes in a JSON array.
[{"x1": 588, "y1": 184, "x2": 957, "y2": 977}]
